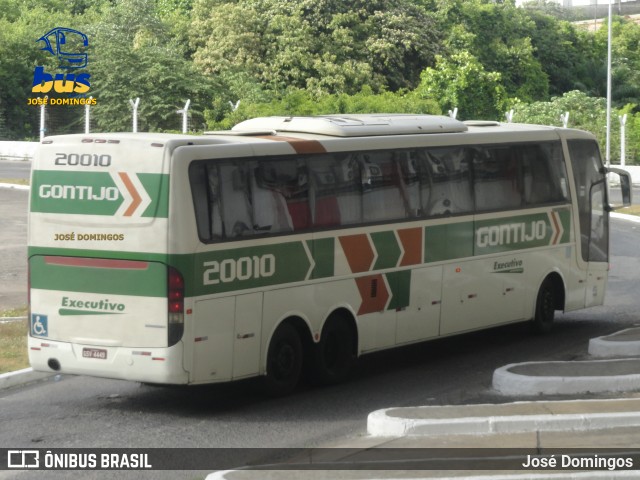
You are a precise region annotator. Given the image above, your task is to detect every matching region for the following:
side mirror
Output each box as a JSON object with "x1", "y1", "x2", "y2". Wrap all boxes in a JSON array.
[{"x1": 607, "y1": 167, "x2": 633, "y2": 209}]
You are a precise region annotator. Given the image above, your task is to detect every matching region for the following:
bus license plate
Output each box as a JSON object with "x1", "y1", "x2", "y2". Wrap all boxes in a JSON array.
[{"x1": 82, "y1": 348, "x2": 107, "y2": 360}]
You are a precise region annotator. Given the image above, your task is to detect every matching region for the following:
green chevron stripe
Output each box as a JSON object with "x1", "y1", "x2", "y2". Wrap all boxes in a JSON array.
[{"x1": 371, "y1": 231, "x2": 401, "y2": 270}]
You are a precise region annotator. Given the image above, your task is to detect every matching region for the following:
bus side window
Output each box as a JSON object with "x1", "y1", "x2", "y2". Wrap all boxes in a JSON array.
[
  {"x1": 252, "y1": 160, "x2": 300, "y2": 234},
  {"x1": 331, "y1": 155, "x2": 362, "y2": 226},
  {"x1": 206, "y1": 164, "x2": 225, "y2": 238},
  {"x1": 308, "y1": 156, "x2": 342, "y2": 227},
  {"x1": 189, "y1": 162, "x2": 217, "y2": 242},
  {"x1": 473, "y1": 147, "x2": 523, "y2": 212},
  {"x1": 397, "y1": 151, "x2": 422, "y2": 217},
  {"x1": 360, "y1": 152, "x2": 407, "y2": 222},
  {"x1": 218, "y1": 163, "x2": 253, "y2": 238},
  {"x1": 419, "y1": 147, "x2": 473, "y2": 216}
]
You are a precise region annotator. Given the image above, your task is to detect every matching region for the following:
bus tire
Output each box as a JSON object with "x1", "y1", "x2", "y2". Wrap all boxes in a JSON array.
[
  {"x1": 531, "y1": 279, "x2": 556, "y2": 334},
  {"x1": 313, "y1": 314, "x2": 356, "y2": 385},
  {"x1": 263, "y1": 322, "x2": 303, "y2": 396}
]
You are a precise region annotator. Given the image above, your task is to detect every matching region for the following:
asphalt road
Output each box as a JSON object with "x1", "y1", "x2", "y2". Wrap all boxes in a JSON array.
[
  {"x1": 0, "y1": 187, "x2": 28, "y2": 310},
  {"x1": 0, "y1": 159, "x2": 31, "y2": 180}
]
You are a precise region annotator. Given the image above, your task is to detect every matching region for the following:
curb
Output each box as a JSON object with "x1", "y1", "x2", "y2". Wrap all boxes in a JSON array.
[
  {"x1": 0, "y1": 182, "x2": 29, "y2": 191},
  {"x1": 366, "y1": 398, "x2": 640, "y2": 437},
  {"x1": 589, "y1": 328, "x2": 640, "y2": 358},
  {"x1": 492, "y1": 359, "x2": 640, "y2": 396},
  {"x1": 611, "y1": 212, "x2": 640, "y2": 223},
  {"x1": 0, "y1": 367, "x2": 53, "y2": 390}
]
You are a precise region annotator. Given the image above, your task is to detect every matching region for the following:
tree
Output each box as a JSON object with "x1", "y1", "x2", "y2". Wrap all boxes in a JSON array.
[
  {"x1": 85, "y1": 0, "x2": 215, "y2": 132},
  {"x1": 512, "y1": 90, "x2": 627, "y2": 163},
  {"x1": 0, "y1": 4, "x2": 74, "y2": 139},
  {"x1": 417, "y1": 51, "x2": 507, "y2": 120},
  {"x1": 433, "y1": 0, "x2": 549, "y2": 103},
  {"x1": 189, "y1": 0, "x2": 440, "y2": 98},
  {"x1": 206, "y1": 87, "x2": 440, "y2": 131}
]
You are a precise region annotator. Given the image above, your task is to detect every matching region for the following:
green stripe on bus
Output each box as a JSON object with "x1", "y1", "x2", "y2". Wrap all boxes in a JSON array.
[
  {"x1": 139, "y1": 173, "x2": 169, "y2": 218},
  {"x1": 307, "y1": 238, "x2": 335, "y2": 279},
  {"x1": 386, "y1": 270, "x2": 411, "y2": 310},
  {"x1": 29, "y1": 208, "x2": 572, "y2": 298},
  {"x1": 59, "y1": 309, "x2": 121, "y2": 316},
  {"x1": 30, "y1": 171, "x2": 169, "y2": 218},
  {"x1": 371, "y1": 231, "x2": 401, "y2": 270},
  {"x1": 425, "y1": 222, "x2": 474, "y2": 263},
  {"x1": 194, "y1": 242, "x2": 312, "y2": 296},
  {"x1": 474, "y1": 209, "x2": 571, "y2": 256},
  {"x1": 29, "y1": 255, "x2": 166, "y2": 297}
]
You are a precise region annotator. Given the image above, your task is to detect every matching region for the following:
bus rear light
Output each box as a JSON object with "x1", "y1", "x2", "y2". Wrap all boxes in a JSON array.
[{"x1": 167, "y1": 267, "x2": 184, "y2": 347}]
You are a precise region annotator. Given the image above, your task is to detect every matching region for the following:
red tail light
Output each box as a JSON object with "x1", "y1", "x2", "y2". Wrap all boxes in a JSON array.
[
  {"x1": 168, "y1": 267, "x2": 184, "y2": 313},
  {"x1": 167, "y1": 267, "x2": 184, "y2": 346}
]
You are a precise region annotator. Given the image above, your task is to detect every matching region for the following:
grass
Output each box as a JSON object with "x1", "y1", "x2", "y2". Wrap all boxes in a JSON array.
[
  {"x1": 0, "y1": 307, "x2": 30, "y2": 374},
  {"x1": 618, "y1": 205, "x2": 640, "y2": 216},
  {"x1": 0, "y1": 178, "x2": 29, "y2": 186}
]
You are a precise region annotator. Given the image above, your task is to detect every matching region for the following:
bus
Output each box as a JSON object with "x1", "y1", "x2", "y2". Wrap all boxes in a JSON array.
[{"x1": 28, "y1": 114, "x2": 632, "y2": 395}]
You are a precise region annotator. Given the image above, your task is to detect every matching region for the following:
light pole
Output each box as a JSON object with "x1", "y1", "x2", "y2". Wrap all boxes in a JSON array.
[
  {"x1": 619, "y1": 113, "x2": 627, "y2": 167},
  {"x1": 606, "y1": 0, "x2": 613, "y2": 167}
]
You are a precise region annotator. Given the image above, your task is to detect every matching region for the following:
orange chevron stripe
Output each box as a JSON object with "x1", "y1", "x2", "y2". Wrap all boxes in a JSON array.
[
  {"x1": 355, "y1": 274, "x2": 389, "y2": 315},
  {"x1": 255, "y1": 136, "x2": 327, "y2": 154},
  {"x1": 550, "y1": 211, "x2": 561, "y2": 245},
  {"x1": 398, "y1": 227, "x2": 422, "y2": 266},
  {"x1": 118, "y1": 172, "x2": 142, "y2": 217},
  {"x1": 339, "y1": 234, "x2": 374, "y2": 273}
]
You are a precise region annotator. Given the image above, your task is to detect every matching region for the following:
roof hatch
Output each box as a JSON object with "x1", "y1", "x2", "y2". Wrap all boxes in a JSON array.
[{"x1": 232, "y1": 114, "x2": 468, "y2": 137}]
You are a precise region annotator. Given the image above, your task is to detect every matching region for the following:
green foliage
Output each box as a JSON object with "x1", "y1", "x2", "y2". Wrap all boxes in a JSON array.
[
  {"x1": 85, "y1": 0, "x2": 215, "y2": 132},
  {"x1": 417, "y1": 51, "x2": 507, "y2": 120},
  {"x1": 206, "y1": 88, "x2": 440, "y2": 131},
  {"x1": 434, "y1": 0, "x2": 549, "y2": 103},
  {"x1": 512, "y1": 90, "x2": 632, "y2": 164},
  {"x1": 0, "y1": 5, "x2": 73, "y2": 139},
  {"x1": 189, "y1": 0, "x2": 440, "y2": 97},
  {"x1": 0, "y1": 0, "x2": 640, "y2": 166}
]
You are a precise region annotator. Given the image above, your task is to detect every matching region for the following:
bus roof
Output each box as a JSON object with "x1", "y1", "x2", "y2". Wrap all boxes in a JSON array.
[{"x1": 231, "y1": 114, "x2": 469, "y2": 137}]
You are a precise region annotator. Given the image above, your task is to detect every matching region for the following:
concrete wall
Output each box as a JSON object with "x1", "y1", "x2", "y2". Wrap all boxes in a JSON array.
[{"x1": 0, "y1": 141, "x2": 37, "y2": 161}]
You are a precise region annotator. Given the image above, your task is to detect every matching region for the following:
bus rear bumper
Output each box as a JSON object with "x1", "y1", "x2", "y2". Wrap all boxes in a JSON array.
[{"x1": 28, "y1": 337, "x2": 189, "y2": 385}]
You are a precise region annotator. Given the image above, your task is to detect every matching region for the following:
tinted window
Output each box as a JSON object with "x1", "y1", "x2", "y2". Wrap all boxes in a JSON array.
[{"x1": 190, "y1": 141, "x2": 569, "y2": 242}]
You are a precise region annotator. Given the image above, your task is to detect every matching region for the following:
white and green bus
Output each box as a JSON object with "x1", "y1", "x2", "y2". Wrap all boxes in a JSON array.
[{"x1": 28, "y1": 114, "x2": 632, "y2": 394}]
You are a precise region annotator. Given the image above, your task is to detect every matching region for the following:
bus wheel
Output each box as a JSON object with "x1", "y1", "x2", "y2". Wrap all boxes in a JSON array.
[
  {"x1": 263, "y1": 322, "x2": 303, "y2": 396},
  {"x1": 532, "y1": 279, "x2": 556, "y2": 334},
  {"x1": 313, "y1": 315, "x2": 356, "y2": 385}
]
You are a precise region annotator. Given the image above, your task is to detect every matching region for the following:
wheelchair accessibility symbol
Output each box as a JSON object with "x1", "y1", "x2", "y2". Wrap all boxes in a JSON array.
[{"x1": 31, "y1": 314, "x2": 48, "y2": 337}]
